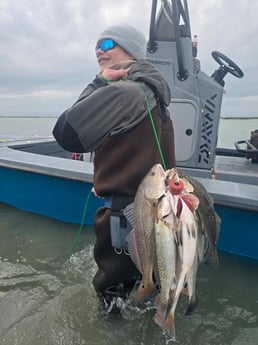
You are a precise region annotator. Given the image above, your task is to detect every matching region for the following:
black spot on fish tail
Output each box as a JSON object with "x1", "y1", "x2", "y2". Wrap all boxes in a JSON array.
[
  {"x1": 134, "y1": 281, "x2": 157, "y2": 303},
  {"x1": 185, "y1": 294, "x2": 198, "y2": 316}
]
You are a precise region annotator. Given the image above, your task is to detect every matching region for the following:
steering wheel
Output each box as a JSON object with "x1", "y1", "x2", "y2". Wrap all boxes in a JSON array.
[{"x1": 211, "y1": 51, "x2": 244, "y2": 78}]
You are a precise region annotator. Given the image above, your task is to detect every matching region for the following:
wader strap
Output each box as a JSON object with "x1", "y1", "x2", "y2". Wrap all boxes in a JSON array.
[
  {"x1": 110, "y1": 195, "x2": 134, "y2": 251},
  {"x1": 111, "y1": 196, "x2": 134, "y2": 210}
]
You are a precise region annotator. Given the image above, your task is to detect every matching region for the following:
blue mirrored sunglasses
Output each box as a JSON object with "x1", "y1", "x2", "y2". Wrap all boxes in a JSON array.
[{"x1": 95, "y1": 39, "x2": 116, "y2": 52}]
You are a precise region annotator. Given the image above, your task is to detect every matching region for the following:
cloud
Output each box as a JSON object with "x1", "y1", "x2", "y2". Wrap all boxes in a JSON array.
[{"x1": 0, "y1": 0, "x2": 257, "y2": 117}]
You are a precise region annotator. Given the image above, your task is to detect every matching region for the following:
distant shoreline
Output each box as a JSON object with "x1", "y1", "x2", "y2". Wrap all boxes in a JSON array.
[
  {"x1": 220, "y1": 116, "x2": 258, "y2": 120},
  {"x1": 0, "y1": 115, "x2": 57, "y2": 118}
]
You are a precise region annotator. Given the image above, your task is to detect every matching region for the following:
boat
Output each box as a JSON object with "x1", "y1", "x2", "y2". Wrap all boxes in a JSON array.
[{"x1": 0, "y1": 0, "x2": 257, "y2": 261}]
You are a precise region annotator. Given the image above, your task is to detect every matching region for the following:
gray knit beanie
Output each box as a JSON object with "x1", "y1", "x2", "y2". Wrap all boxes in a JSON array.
[{"x1": 97, "y1": 24, "x2": 146, "y2": 60}]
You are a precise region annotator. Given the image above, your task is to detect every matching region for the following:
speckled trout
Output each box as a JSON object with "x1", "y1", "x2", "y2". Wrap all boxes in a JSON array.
[
  {"x1": 166, "y1": 168, "x2": 221, "y2": 267},
  {"x1": 165, "y1": 196, "x2": 198, "y2": 341},
  {"x1": 153, "y1": 191, "x2": 178, "y2": 329}
]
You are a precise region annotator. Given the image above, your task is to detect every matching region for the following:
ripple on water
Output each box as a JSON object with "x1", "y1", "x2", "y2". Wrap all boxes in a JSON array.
[{"x1": 1, "y1": 203, "x2": 258, "y2": 344}]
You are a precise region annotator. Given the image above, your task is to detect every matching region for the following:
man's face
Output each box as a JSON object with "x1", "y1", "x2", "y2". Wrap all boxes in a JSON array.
[{"x1": 96, "y1": 44, "x2": 133, "y2": 70}]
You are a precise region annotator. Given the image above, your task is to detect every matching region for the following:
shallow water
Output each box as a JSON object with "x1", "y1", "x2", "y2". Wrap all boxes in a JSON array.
[{"x1": 1, "y1": 203, "x2": 258, "y2": 345}]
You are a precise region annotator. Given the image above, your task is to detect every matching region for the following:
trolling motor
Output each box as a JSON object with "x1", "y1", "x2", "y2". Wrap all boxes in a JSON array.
[{"x1": 210, "y1": 51, "x2": 244, "y2": 87}]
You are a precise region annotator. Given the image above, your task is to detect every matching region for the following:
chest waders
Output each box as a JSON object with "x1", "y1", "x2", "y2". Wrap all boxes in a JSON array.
[{"x1": 109, "y1": 81, "x2": 169, "y2": 254}]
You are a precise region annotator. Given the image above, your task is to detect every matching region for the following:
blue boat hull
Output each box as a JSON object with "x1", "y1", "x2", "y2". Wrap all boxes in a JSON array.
[
  {"x1": 0, "y1": 167, "x2": 103, "y2": 225},
  {"x1": 216, "y1": 205, "x2": 258, "y2": 261},
  {"x1": 1, "y1": 165, "x2": 257, "y2": 261}
]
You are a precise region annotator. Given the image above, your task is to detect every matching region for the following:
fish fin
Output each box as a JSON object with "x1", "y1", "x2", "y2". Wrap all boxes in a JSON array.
[
  {"x1": 154, "y1": 311, "x2": 166, "y2": 331},
  {"x1": 159, "y1": 194, "x2": 173, "y2": 218},
  {"x1": 181, "y1": 178, "x2": 194, "y2": 193},
  {"x1": 134, "y1": 281, "x2": 157, "y2": 303},
  {"x1": 205, "y1": 247, "x2": 219, "y2": 267},
  {"x1": 123, "y1": 202, "x2": 134, "y2": 228},
  {"x1": 154, "y1": 293, "x2": 160, "y2": 307},
  {"x1": 154, "y1": 298, "x2": 168, "y2": 331},
  {"x1": 215, "y1": 213, "x2": 221, "y2": 242},
  {"x1": 181, "y1": 193, "x2": 199, "y2": 210},
  {"x1": 165, "y1": 311, "x2": 176, "y2": 341},
  {"x1": 126, "y1": 229, "x2": 143, "y2": 273},
  {"x1": 202, "y1": 236, "x2": 219, "y2": 267},
  {"x1": 167, "y1": 193, "x2": 178, "y2": 216},
  {"x1": 185, "y1": 294, "x2": 198, "y2": 316}
]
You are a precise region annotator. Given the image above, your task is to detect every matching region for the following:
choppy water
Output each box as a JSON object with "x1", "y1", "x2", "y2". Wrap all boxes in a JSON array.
[{"x1": 1, "y1": 203, "x2": 258, "y2": 345}]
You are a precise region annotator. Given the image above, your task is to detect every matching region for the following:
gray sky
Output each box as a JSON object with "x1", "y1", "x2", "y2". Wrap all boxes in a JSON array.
[{"x1": 0, "y1": 0, "x2": 258, "y2": 118}]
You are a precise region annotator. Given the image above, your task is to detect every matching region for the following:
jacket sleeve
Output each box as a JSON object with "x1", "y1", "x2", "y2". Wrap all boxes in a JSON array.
[
  {"x1": 53, "y1": 78, "x2": 149, "y2": 153},
  {"x1": 53, "y1": 77, "x2": 107, "y2": 152}
]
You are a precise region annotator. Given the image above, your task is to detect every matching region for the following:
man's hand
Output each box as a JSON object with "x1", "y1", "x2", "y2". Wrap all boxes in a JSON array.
[
  {"x1": 91, "y1": 186, "x2": 103, "y2": 198},
  {"x1": 101, "y1": 68, "x2": 127, "y2": 81}
]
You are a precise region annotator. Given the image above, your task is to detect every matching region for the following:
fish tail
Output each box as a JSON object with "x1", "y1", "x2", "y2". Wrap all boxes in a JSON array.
[
  {"x1": 154, "y1": 301, "x2": 168, "y2": 332},
  {"x1": 154, "y1": 310, "x2": 166, "y2": 330},
  {"x1": 206, "y1": 247, "x2": 219, "y2": 267},
  {"x1": 165, "y1": 310, "x2": 176, "y2": 341},
  {"x1": 181, "y1": 288, "x2": 188, "y2": 297},
  {"x1": 134, "y1": 281, "x2": 157, "y2": 303},
  {"x1": 185, "y1": 293, "x2": 198, "y2": 316},
  {"x1": 154, "y1": 293, "x2": 160, "y2": 307}
]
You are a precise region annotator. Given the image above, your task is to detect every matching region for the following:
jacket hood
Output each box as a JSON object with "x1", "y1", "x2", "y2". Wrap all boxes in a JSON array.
[{"x1": 127, "y1": 60, "x2": 171, "y2": 106}]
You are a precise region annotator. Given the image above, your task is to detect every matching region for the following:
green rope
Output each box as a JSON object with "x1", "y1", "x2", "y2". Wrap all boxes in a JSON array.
[
  {"x1": 68, "y1": 187, "x2": 92, "y2": 260},
  {"x1": 138, "y1": 83, "x2": 167, "y2": 170},
  {"x1": 67, "y1": 79, "x2": 167, "y2": 258}
]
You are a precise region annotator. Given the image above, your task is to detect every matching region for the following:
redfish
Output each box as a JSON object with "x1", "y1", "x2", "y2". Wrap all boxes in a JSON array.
[{"x1": 124, "y1": 164, "x2": 166, "y2": 303}]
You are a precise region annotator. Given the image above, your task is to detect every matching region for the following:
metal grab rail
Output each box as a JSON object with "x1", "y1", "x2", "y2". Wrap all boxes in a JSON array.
[
  {"x1": 234, "y1": 140, "x2": 258, "y2": 153},
  {"x1": 171, "y1": 0, "x2": 189, "y2": 80},
  {"x1": 148, "y1": 0, "x2": 158, "y2": 53},
  {"x1": 147, "y1": 0, "x2": 190, "y2": 80}
]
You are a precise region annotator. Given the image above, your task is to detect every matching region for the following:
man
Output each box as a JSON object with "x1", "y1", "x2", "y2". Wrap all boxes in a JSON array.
[{"x1": 53, "y1": 24, "x2": 176, "y2": 309}]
